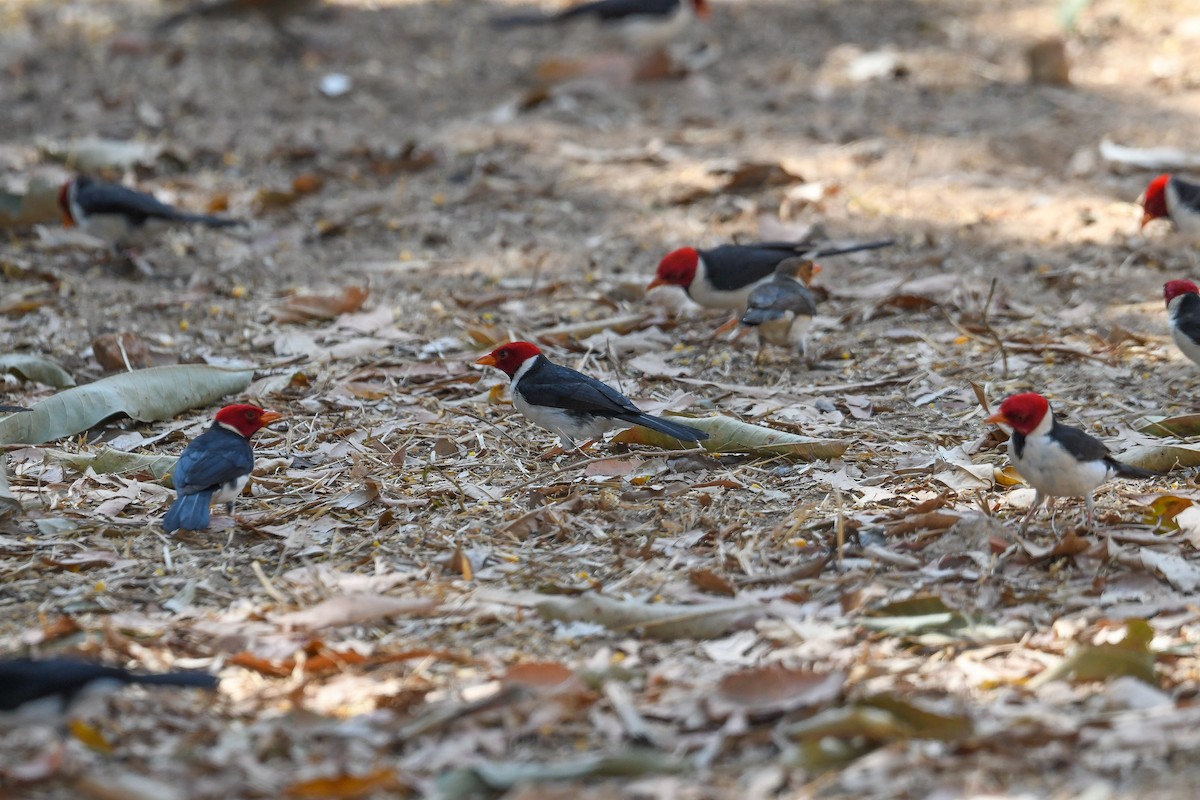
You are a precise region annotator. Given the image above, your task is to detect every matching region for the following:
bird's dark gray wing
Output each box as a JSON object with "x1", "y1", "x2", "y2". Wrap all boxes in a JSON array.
[
  {"x1": 1174, "y1": 293, "x2": 1200, "y2": 344},
  {"x1": 743, "y1": 278, "x2": 817, "y2": 325},
  {"x1": 0, "y1": 659, "x2": 130, "y2": 710},
  {"x1": 172, "y1": 427, "x2": 254, "y2": 496},
  {"x1": 518, "y1": 358, "x2": 642, "y2": 416},
  {"x1": 1049, "y1": 419, "x2": 1112, "y2": 462},
  {"x1": 1172, "y1": 176, "x2": 1200, "y2": 210},
  {"x1": 76, "y1": 181, "x2": 187, "y2": 223}
]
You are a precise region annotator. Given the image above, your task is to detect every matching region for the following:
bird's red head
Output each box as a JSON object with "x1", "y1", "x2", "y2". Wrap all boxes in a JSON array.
[
  {"x1": 648, "y1": 248, "x2": 700, "y2": 291},
  {"x1": 476, "y1": 341, "x2": 542, "y2": 378},
  {"x1": 985, "y1": 392, "x2": 1050, "y2": 436},
  {"x1": 1164, "y1": 279, "x2": 1200, "y2": 308},
  {"x1": 214, "y1": 404, "x2": 284, "y2": 438},
  {"x1": 58, "y1": 180, "x2": 75, "y2": 227},
  {"x1": 1141, "y1": 174, "x2": 1171, "y2": 229},
  {"x1": 691, "y1": 0, "x2": 711, "y2": 18}
]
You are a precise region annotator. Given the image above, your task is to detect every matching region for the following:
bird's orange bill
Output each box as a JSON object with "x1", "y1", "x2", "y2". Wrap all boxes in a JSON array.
[
  {"x1": 985, "y1": 411, "x2": 1009, "y2": 425},
  {"x1": 810, "y1": 263, "x2": 824, "y2": 276},
  {"x1": 260, "y1": 411, "x2": 286, "y2": 426},
  {"x1": 645, "y1": 277, "x2": 667, "y2": 291},
  {"x1": 1140, "y1": 211, "x2": 1154, "y2": 230},
  {"x1": 475, "y1": 354, "x2": 498, "y2": 367}
]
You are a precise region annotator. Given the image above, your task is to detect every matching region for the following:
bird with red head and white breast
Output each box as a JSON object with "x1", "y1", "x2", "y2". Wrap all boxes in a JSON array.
[
  {"x1": 647, "y1": 239, "x2": 893, "y2": 314},
  {"x1": 986, "y1": 393, "x2": 1153, "y2": 533},
  {"x1": 1164, "y1": 279, "x2": 1200, "y2": 368},
  {"x1": 1140, "y1": 174, "x2": 1200, "y2": 235},
  {"x1": 492, "y1": 0, "x2": 710, "y2": 51},
  {"x1": 59, "y1": 176, "x2": 241, "y2": 255},
  {"x1": 163, "y1": 404, "x2": 284, "y2": 533},
  {"x1": 476, "y1": 341, "x2": 707, "y2": 455}
]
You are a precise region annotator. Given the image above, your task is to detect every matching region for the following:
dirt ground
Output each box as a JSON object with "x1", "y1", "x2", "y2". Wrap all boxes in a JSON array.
[{"x1": 4, "y1": 0, "x2": 1200, "y2": 797}]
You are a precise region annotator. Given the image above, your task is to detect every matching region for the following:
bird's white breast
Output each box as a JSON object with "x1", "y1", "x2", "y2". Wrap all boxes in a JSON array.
[
  {"x1": 689, "y1": 257, "x2": 763, "y2": 311},
  {"x1": 1009, "y1": 433, "x2": 1111, "y2": 498}
]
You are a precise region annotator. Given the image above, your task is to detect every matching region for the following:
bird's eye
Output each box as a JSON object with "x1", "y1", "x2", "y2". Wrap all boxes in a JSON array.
[
  {"x1": 498, "y1": 349, "x2": 508, "y2": 359},
  {"x1": 245, "y1": 410, "x2": 256, "y2": 419}
]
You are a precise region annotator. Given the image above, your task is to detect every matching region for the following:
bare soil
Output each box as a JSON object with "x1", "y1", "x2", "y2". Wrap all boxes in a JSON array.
[{"x1": 4, "y1": 0, "x2": 1200, "y2": 797}]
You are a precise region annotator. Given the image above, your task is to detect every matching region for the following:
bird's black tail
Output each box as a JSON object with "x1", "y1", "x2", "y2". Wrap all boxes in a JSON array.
[
  {"x1": 175, "y1": 212, "x2": 243, "y2": 229},
  {"x1": 628, "y1": 414, "x2": 709, "y2": 443},
  {"x1": 490, "y1": 12, "x2": 556, "y2": 29},
  {"x1": 805, "y1": 239, "x2": 896, "y2": 259},
  {"x1": 129, "y1": 671, "x2": 220, "y2": 690},
  {"x1": 1111, "y1": 459, "x2": 1156, "y2": 480}
]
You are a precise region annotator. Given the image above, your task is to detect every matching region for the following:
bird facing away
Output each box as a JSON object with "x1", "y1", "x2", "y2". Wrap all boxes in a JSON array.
[
  {"x1": 737, "y1": 257, "x2": 822, "y2": 365},
  {"x1": 163, "y1": 404, "x2": 284, "y2": 533},
  {"x1": 59, "y1": 176, "x2": 240, "y2": 253},
  {"x1": 476, "y1": 340, "x2": 707, "y2": 454},
  {"x1": 986, "y1": 393, "x2": 1153, "y2": 533},
  {"x1": 1140, "y1": 173, "x2": 1200, "y2": 234},
  {"x1": 1164, "y1": 279, "x2": 1200, "y2": 369},
  {"x1": 0, "y1": 658, "x2": 218, "y2": 725}
]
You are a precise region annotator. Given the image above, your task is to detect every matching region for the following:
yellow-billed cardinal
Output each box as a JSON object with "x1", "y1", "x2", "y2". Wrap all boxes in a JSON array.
[
  {"x1": 476, "y1": 341, "x2": 707, "y2": 452},
  {"x1": 647, "y1": 239, "x2": 893, "y2": 312},
  {"x1": 986, "y1": 393, "x2": 1153, "y2": 532},
  {"x1": 0, "y1": 658, "x2": 217, "y2": 724},
  {"x1": 163, "y1": 404, "x2": 283, "y2": 533},
  {"x1": 59, "y1": 176, "x2": 240, "y2": 253},
  {"x1": 736, "y1": 257, "x2": 822, "y2": 365},
  {"x1": 1164, "y1": 279, "x2": 1200, "y2": 367},
  {"x1": 492, "y1": 0, "x2": 709, "y2": 49},
  {"x1": 1140, "y1": 174, "x2": 1200, "y2": 234},
  {"x1": 156, "y1": 0, "x2": 321, "y2": 41}
]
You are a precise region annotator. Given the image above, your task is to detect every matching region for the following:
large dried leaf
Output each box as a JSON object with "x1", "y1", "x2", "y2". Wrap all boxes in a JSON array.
[
  {"x1": 1119, "y1": 443, "x2": 1200, "y2": 473},
  {"x1": 0, "y1": 354, "x2": 75, "y2": 388},
  {"x1": 270, "y1": 286, "x2": 370, "y2": 324},
  {"x1": 46, "y1": 447, "x2": 178, "y2": 480},
  {"x1": 536, "y1": 593, "x2": 760, "y2": 640},
  {"x1": 436, "y1": 751, "x2": 687, "y2": 798},
  {"x1": 1137, "y1": 414, "x2": 1200, "y2": 438},
  {"x1": 0, "y1": 365, "x2": 254, "y2": 446},
  {"x1": 613, "y1": 414, "x2": 848, "y2": 461},
  {"x1": 272, "y1": 594, "x2": 437, "y2": 631},
  {"x1": 1030, "y1": 620, "x2": 1157, "y2": 687},
  {"x1": 714, "y1": 667, "x2": 845, "y2": 715}
]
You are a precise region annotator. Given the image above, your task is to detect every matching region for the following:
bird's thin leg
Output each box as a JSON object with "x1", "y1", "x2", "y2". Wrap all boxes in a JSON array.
[
  {"x1": 755, "y1": 342, "x2": 769, "y2": 366},
  {"x1": 1084, "y1": 494, "x2": 1096, "y2": 530},
  {"x1": 1047, "y1": 497, "x2": 1058, "y2": 535},
  {"x1": 712, "y1": 315, "x2": 740, "y2": 337},
  {"x1": 1018, "y1": 492, "x2": 1044, "y2": 534}
]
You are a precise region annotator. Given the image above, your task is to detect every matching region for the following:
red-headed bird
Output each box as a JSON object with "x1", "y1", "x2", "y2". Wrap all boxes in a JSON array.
[
  {"x1": 476, "y1": 341, "x2": 707, "y2": 453},
  {"x1": 1140, "y1": 173, "x2": 1200, "y2": 234},
  {"x1": 647, "y1": 239, "x2": 892, "y2": 312},
  {"x1": 1164, "y1": 279, "x2": 1200, "y2": 367},
  {"x1": 986, "y1": 393, "x2": 1153, "y2": 532},
  {"x1": 163, "y1": 404, "x2": 283, "y2": 533}
]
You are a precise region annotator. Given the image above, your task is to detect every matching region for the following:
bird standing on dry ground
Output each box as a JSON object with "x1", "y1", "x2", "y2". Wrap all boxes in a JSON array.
[{"x1": 986, "y1": 393, "x2": 1154, "y2": 533}]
